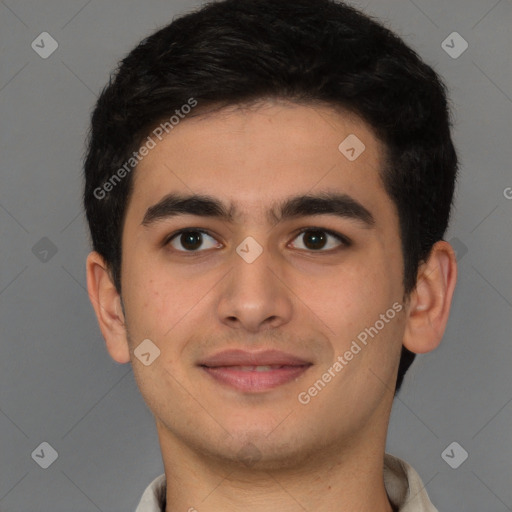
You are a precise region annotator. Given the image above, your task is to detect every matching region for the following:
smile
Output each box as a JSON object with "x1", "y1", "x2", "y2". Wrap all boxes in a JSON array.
[{"x1": 200, "y1": 364, "x2": 312, "y2": 392}]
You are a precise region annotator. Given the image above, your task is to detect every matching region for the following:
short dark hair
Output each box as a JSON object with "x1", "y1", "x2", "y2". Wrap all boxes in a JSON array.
[{"x1": 83, "y1": 0, "x2": 458, "y2": 394}]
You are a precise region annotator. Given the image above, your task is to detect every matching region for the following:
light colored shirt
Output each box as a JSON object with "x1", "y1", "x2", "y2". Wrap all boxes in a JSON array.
[{"x1": 135, "y1": 453, "x2": 439, "y2": 512}]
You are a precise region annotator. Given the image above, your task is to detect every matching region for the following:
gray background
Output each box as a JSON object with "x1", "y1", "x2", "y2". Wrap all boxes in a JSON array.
[{"x1": 0, "y1": 0, "x2": 511, "y2": 510}]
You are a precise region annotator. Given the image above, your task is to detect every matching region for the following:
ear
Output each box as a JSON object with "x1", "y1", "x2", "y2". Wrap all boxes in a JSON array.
[
  {"x1": 403, "y1": 240, "x2": 458, "y2": 354},
  {"x1": 85, "y1": 251, "x2": 131, "y2": 364}
]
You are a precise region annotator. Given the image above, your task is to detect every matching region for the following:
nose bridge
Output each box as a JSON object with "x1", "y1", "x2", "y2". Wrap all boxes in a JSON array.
[
  {"x1": 233, "y1": 237, "x2": 275, "y2": 293},
  {"x1": 216, "y1": 237, "x2": 293, "y2": 332}
]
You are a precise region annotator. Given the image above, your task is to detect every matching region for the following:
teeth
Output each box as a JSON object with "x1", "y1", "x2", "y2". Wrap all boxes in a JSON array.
[
  {"x1": 228, "y1": 365, "x2": 282, "y2": 371},
  {"x1": 254, "y1": 365, "x2": 274, "y2": 372}
]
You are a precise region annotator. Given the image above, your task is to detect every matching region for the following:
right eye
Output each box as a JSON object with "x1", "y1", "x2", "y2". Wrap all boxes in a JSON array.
[{"x1": 165, "y1": 229, "x2": 223, "y2": 252}]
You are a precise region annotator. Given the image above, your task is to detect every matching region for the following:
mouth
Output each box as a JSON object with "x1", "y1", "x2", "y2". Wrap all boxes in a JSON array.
[{"x1": 198, "y1": 349, "x2": 313, "y2": 393}]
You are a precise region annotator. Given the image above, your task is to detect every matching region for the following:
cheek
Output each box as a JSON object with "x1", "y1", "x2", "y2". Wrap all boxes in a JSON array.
[
  {"x1": 124, "y1": 261, "x2": 214, "y2": 341},
  {"x1": 122, "y1": 264, "x2": 172, "y2": 339},
  {"x1": 298, "y1": 253, "x2": 400, "y2": 347}
]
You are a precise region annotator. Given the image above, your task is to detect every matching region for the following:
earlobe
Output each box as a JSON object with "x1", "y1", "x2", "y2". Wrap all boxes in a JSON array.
[
  {"x1": 85, "y1": 251, "x2": 131, "y2": 364},
  {"x1": 403, "y1": 241, "x2": 457, "y2": 354}
]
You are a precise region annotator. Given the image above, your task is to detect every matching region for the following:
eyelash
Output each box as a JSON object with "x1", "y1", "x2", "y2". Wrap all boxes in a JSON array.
[{"x1": 163, "y1": 227, "x2": 351, "y2": 254}]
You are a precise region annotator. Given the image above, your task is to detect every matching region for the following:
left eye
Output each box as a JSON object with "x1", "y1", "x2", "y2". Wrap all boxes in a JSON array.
[
  {"x1": 289, "y1": 229, "x2": 347, "y2": 251},
  {"x1": 167, "y1": 230, "x2": 221, "y2": 252}
]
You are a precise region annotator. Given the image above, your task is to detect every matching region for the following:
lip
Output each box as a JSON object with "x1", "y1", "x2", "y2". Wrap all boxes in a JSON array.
[
  {"x1": 199, "y1": 349, "x2": 312, "y2": 393},
  {"x1": 199, "y1": 349, "x2": 311, "y2": 367}
]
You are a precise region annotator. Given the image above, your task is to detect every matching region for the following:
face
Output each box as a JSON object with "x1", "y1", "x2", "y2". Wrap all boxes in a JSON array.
[{"x1": 119, "y1": 101, "x2": 407, "y2": 469}]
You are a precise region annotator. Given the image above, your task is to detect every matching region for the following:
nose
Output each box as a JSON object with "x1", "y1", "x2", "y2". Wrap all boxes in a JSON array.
[{"x1": 216, "y1": 243, "x2": 293, "y2": 333}]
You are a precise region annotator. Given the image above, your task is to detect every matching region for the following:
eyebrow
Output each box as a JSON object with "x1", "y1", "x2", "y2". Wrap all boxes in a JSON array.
[{"x1": 141, "y1": 191, "x2": 375, "y2": 228}]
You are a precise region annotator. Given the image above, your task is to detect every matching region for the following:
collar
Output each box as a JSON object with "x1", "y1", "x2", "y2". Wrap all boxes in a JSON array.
[{"x1": 135, "y1": 453, "x2": 438, "y2": 512}]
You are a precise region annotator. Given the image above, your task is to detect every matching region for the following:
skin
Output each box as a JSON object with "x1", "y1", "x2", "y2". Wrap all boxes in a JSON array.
[{"x1": 86, "y1": 100, "x2": 457, "y2": 512}]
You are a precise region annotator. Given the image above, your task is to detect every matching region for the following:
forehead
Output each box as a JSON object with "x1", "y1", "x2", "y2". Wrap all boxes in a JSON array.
[{"x1": 128, "y1": 101, "x2": 391, "y2": 223}]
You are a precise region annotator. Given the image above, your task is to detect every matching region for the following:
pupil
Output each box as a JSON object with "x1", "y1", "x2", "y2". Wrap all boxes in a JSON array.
[
  {"x1": 304, "y1": 230, "x2": 326, "y2": 250},
  {"x1": 182, "y1": 232, "x2": 202, "y2": 250}
]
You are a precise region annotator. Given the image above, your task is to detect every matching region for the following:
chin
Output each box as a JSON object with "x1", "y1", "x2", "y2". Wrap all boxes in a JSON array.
[{"x1": 206, "y1": 427, "x2": 319, "y2": 472}]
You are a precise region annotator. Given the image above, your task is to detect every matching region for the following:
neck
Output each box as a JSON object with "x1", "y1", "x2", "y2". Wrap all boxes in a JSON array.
[{"x1": 157, "y1": 426, "x2": 394, "y2": 512}]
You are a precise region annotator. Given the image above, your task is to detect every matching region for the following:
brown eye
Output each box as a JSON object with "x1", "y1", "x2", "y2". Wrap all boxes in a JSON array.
[
  {"x1": 302, "y1": 230, "x2": 327, "y2": 250},
  {"x1": 290, "y1": 229, "x2": 349, "y2": 251},
  {"x1": 167, "y1": 230, "x2": 221, "y2": 252}
]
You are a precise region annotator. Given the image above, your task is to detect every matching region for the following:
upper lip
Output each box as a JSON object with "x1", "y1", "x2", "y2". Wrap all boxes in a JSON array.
[{"x1": 199, "y1": 349, "x2": 312, "y2": 367}]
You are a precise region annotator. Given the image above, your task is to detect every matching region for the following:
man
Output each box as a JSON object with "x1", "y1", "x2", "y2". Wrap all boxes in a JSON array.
[{"x1": 83, "y1": 0, "x2": 458, "y2": 510}]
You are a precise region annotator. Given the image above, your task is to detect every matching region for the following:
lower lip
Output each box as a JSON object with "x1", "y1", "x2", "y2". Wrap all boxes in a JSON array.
[{"x1": 201, "y1": 365, "x2": 311, "y2": 392}]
